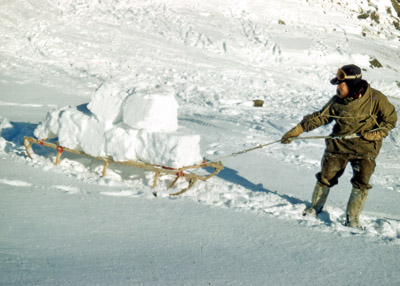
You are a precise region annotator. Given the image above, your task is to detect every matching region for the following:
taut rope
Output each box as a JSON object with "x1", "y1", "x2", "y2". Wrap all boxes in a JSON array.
[{"x1": 207, "y1": 127, "x2": 386, "y2": 163}]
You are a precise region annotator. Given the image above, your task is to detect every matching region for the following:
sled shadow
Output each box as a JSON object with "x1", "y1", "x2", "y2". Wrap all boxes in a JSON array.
[
  {"x1": 0, "y1": 121, "x2": 56, "y2": 156},
  {"x1": 205, "y1": 165, "x2": 307, "y2": 206},
  {"x1": 1, "y1": 121, "x2": 36, "y2": 145}
]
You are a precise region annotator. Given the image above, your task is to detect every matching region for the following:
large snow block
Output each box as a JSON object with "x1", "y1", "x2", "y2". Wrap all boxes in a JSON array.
[
  {"x1": 57, "y1": 105, "x2": 91, "y2": 151},
  {"x1": 80, "y1": 116, "x2": 109, "y2": 158},
  {"x1": 135, "y1": 129, "x2": 202, "y2": 168},
  {"x1": 122, "y1": 92, "x2": 179, "y2": 132},
  {"x1": 87, "y1": 82, "x2": 131, "y2": 123},
  {"x1": 34, "y1": 106, "x2": 69, "y2": 139},
  {"x1": 104, "y1": 123, "x2": 139, "y2": 162}
]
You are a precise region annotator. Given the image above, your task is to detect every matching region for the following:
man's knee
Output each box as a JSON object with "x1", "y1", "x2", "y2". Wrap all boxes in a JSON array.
[
  {"x1": 351, "y1": 157, "x2": 376, "y2": 190},
  {"x1": 317, "y1": 153, "x2": 348, "y2": 187},
  {"x1": 316, "y1": 172, "x2": 339, "y2": 187},
  {"x1": 351, "y1": 180, "x2": 373, "y2": 190}
]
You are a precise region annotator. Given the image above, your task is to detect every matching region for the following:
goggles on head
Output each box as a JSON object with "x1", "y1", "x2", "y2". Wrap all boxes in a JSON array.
[{"x1": 336, "y1": 68, "x2": 362, "y2": 81}]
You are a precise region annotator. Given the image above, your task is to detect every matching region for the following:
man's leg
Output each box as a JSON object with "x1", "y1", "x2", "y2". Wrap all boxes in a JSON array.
[
  {"x1": 304, "y1": 152, "x2": 348, "y2": 217},
  {"x1": 345, "y1": 157, "x2": 376, "y2": 229},
  {"x1": 345, "y1": 188, "x2": 369, "y2": 229},
  {"x1": 303, "y1": 182, "x2": 330, "y2": 217}
]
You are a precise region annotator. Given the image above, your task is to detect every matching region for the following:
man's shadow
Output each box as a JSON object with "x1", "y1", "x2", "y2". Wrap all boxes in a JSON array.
[
  {"x1": 210, "y1": 165, "x2": 335, "y2": 225},
  {"x1": 204, "y1": 165, "x2": 307, "y2": 206}
]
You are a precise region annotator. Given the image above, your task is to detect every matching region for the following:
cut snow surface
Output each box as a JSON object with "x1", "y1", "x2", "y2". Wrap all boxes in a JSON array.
[
  {"x1": 122, "y1": 91, "x2": 179, "y2": 132},
  {"x1": 1, "y1": 0, "x2": 400, "y2": 285},
  {"x1": 87, "y1": 82, "x2": 131, "y2": 123}
]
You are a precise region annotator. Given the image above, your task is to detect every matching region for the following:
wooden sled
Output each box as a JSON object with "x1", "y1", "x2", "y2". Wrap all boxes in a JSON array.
[{"x1": 24, "y1": 137, "x2": 224, "y2": 196}]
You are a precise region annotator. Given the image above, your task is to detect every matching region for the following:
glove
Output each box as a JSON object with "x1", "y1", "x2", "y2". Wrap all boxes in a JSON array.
[
  {"x1": 361, "y1": 130, "x2": 384, "y2": 141},
  {"x1": 281, "y1": 123, "x2": 304, "y2": 144}
]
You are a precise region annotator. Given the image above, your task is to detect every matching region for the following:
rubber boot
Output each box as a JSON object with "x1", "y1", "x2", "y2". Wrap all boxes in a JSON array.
[
  {"x1": 303, "y1": 182, "x2": 330, "y2": 217},
  {"x1": 345, "y1": 187, "x2": 369, "y2": 229}
]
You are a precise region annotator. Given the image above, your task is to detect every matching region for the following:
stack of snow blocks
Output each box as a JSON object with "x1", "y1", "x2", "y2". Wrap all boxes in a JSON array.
[{"x1": 34, "y1": 82, "x2": 202, "y2": 168}]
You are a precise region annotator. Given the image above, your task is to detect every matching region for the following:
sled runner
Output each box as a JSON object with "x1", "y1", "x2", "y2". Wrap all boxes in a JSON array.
[{"x1": 24, "y1": 137, "x2": 224, "y2": 196}]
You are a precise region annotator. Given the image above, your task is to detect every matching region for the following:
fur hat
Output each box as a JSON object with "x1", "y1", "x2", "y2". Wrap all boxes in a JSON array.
[
  {"x1": 330, "y1": 64, "x2": 362, "y2": 85},
  {"x1": 331, "y1": 64, "x2": 364, "y2": 97}
]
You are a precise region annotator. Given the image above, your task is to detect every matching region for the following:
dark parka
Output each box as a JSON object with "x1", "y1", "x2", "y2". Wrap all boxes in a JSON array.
[{"x1": 300, "y1": 82, "x2": 397, "y2": 159}]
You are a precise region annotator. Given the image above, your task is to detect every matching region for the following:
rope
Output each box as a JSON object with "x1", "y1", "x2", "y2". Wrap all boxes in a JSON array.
[
  {"x1": 208, "y1": 127, "x2": 387, "y2": 163},
  {"x1": 209, "y1": 140, "x2": 281, "y2": 162},
  {"x1": 291, "y1": 133, "x2": 360, "y2": 141}
]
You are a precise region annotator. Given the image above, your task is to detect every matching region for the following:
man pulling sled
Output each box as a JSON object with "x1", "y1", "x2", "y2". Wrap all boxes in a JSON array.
[{"x1": 281, "y1": 64, "x2": 397, "y2": 229}]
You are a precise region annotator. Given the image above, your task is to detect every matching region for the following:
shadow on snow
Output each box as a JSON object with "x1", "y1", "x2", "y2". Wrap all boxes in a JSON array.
[
  {"x1": 1, "y1": 121, "x2": 55, "y2": 157},
  {"x1": 205, "y1": 164, "x2": 308, "y2": 206}
]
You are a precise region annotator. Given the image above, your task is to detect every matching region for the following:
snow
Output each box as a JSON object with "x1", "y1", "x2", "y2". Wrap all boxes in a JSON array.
[{"x1": 1, "y1": 0, "x2": 400, "y2": 285}]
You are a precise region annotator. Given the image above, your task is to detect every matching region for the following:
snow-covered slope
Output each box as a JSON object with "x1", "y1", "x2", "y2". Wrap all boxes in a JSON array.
[{"x1": 1, "y1": 0, "x2": 400, "y2": 285}]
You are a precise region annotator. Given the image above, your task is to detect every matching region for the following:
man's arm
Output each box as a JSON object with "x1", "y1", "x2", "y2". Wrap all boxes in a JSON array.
[
  {"x1": 281, "y1": 97, "x2": 335, "y2": 144},
  {"x1": 362, "y1": 94, "x2": 397, "y2": 141},
  {"x1": 300, "y1": 97, "x2": 336, "y2": 132}
]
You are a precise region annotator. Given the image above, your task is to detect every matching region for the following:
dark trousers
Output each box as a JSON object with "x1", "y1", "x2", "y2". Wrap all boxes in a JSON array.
[{"x1": 316, "y1": 152, "x2": 376, "y2": 190}]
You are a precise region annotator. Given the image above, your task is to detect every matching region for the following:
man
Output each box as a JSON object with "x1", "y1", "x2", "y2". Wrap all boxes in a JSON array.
[{"x1": 281, "y1": 64, "x2": 397, "y2": 229}]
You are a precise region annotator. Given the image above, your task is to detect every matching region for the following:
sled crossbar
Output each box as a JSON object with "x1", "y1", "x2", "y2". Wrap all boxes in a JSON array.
[{"x1": 24, "y1": 137, "x2": 224, "y2": 196}]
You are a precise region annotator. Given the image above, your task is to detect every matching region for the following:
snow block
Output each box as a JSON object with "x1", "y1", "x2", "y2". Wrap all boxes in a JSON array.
[
  {"x1": 122, "y1": 91, "x2": 179, "y2": 132},
  {"x1": 34, "y1": 106, "x2": 69, "y2": 140},
  {"x1": 57, "y1": 105, "x2": 91, "y2": 151},
  {"x1": 87, "y1": 82, "x2": 131, "y2": 123},
  {"x1": 104, "y1": 123, "x2": 139, "y2": 162},
  {"x1": 135, "y1": 129, "x2": 202, "y2": 168},
  {"x1": 80, "y1": 116, "x2": 109, "y2": 158}
]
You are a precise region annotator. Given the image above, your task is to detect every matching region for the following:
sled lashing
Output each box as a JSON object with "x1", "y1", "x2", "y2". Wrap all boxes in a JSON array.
[{"x1": 24, "y1": 137, "x2": 223, "y2": 196}]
